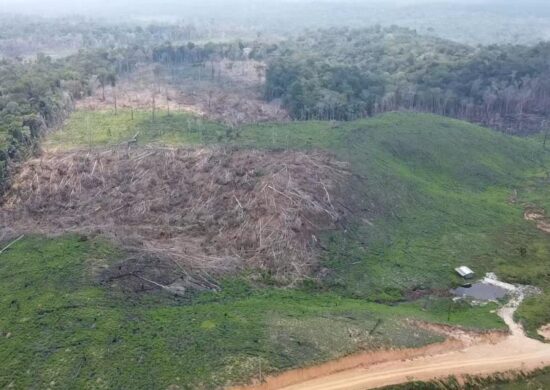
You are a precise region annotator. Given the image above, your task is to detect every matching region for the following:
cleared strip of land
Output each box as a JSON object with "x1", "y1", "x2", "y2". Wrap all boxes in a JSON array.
[{"x1": 238, "y1": 300, "x2": 550, "y2": 390}]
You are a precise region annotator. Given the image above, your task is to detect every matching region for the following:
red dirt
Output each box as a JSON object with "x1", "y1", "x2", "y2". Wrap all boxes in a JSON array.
[{"x1": 233, "y1": 297, "x2": 550, "y2": 390}]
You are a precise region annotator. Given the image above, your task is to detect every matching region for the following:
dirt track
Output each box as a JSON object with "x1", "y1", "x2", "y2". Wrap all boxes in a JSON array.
[
  {"x1": 255, "y1": 210, "x2": 550, "y2": 390},
  {"x1": 239, "y1": 298, "x2": 550, "y2": 390}
]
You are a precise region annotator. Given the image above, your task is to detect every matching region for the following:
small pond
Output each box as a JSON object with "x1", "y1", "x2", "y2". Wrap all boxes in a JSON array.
[{"x1": 451, "y1": 282, "x2": 508, "y2": 301}]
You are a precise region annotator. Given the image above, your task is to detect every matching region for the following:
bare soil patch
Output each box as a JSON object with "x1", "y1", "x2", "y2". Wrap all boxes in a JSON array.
[
  {"x1": 231, "y1": 336, "x2": 476, "y2": 390},
  {"x1": 524, "y1": 207, "x2": 550, "y2": 234},
  {"x1": 408, "y1": 320, "x2": 506, "y2": 348},
  {"x1": 0, "y1": 147, "x2": 350, "y2": 289},
  {"x1": 235, "y1": 296, "x2": 550, "y2": 390}
]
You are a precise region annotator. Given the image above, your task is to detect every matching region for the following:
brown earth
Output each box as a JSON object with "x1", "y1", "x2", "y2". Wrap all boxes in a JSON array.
[
  {"x1": 526, "y1": 210, "x2": 550, "y2": 342},
  {"x1": 524, "y1": 207, "x2": 550, "y2": 234},
  {"x1": 233, "y1": 300, "x2": 550, "y2": 390},
  {"x1": 232, "y1": 322, "x2": 506, "y2": 390},
  {"x1": 0, "y1": 147, "x2": 350, "y2": 289}
]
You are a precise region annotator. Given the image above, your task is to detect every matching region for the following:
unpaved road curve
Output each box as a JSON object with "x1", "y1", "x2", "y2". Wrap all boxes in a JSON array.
[
  {"x1": 239, "y1": 301, "x2": 550, "y2": 390},
  {"x1": 238, "y1": 215, "x2": 550, "y2": 390}
]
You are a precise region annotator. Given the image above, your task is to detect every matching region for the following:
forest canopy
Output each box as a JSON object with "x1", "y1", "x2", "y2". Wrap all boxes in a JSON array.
[
  {"x1": 4, "y1": 22, "x2": 550, "y2": 194},
  {"x1": 0, "y1": 48, "x2": 140, "y2": 193},
  {"x1": 263, "y1": 26, "x2": 550, "y2": 133}
]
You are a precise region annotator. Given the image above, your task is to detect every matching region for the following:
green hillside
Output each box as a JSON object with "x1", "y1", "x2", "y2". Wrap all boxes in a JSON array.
[
  {"x1": 50, "y1": 110, "x2": 550, "y2": 308},
  {"x1": 2, "y1": 111, "x2": 550, "y2": 388},
  {"x1": 241, "y1": 113, "x2": 550, "y2": 331}
]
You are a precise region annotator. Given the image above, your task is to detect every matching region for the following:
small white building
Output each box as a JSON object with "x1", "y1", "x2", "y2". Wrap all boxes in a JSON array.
[{"x1": 455, "y1": 266, "x2": 475, "y2": 279}]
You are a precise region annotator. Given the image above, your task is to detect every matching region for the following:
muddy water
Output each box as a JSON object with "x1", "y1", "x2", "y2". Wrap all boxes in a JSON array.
[{"x1": 451, "y1": 282, "x2": 508, "y2": 300}]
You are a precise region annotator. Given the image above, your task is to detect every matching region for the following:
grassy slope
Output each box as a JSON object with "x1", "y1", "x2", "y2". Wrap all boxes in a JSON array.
[
  {"x1": 48, "y1": 109, "x2": 550, "y2": 330},
  {"x1": 4, "y1": 110, "x2": 550, "y2": 387},
  {"x1": 239, "y1": 114, "x2": 550, "y2": 336},
  {"x1": 45, "y1": 110, "x2": 226, "y2": 151},
  {"x1": 1, "y1": 235, "x2": 493, "y2": 389}
]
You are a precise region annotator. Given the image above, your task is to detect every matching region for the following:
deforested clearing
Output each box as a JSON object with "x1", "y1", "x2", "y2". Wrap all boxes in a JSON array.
[{"x1": 0, "y1": 147, "x2": 350, "y2": 285}]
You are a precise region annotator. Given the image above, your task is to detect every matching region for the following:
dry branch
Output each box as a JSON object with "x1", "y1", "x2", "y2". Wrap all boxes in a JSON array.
[
  {"x1": 0, "y1": 235, "x2": 24, "y2": 256},
  {"x1": 1, "y1": 147, "x2": 351, "y2": 285}
]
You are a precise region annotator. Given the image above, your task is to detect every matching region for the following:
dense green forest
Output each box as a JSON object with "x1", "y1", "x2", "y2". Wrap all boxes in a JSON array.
[
  {"x1": 149, "y1": 27, "x2": 550, "y2": 134},
  {"x1": 3, "y1": 1, "x2": 550, "y2": 62},
  {"x1": 263, "y1": 26, "x2": 550, "y2": 133}
]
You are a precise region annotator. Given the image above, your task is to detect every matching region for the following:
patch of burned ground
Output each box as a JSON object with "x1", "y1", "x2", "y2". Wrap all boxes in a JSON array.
[
  {"x1": 97, "y1": 252, "x2": 220, "y2": 296},
  {"x1": 0, "y1": 147, "x2": 352, "y2": 290},
  {"x1": 77, "y1": 62, "x2": 288, "y2": 125},
  {"x1": 405, "y1": 287, "x2": 452, "y2": 301}
]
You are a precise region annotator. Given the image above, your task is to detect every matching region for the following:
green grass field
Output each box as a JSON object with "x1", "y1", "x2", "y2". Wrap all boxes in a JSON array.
[
  {"x1": 45, "y1": 110, "x2": 227, "y2": 150},
  {"x1": 3, "y1": 109, "x2": 550, "y2": 387},
  {"x1": 0, "y1": 234, "x2": 504, "y2": 389}
]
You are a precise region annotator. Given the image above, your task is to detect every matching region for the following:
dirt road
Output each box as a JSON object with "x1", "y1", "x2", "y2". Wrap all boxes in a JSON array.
[{"x1": 239, "y1": 295, "x2": 550, "y2": 390}]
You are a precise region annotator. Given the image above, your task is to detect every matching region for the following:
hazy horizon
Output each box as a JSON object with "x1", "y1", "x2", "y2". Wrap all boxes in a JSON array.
[{"x1": 0, "y1": 0, "x2": 543, "y2": 18}]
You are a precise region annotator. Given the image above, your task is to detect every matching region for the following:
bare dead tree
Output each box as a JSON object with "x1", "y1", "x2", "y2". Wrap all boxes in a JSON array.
[
  {"x1": 152, "y1": 92, "x2": 156, "y2": 122},
  {"x1": 543, "y1": 120, "x2": 549, "y2": 150},
  {"x1": 114, "y1": 88, "x2": 118, "y2": 116}
]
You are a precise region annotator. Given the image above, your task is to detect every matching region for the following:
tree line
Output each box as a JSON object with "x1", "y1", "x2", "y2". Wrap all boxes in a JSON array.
[
  {"x1": 4, "y1": 25, "x2": 550, "y2": 194},
  {"x1": 0, "y1": 37, "x2": 254, "y2": 195},
  {"x1": 0, "y1": 15, "x2": 206, "y2": 59},
  {"x1": 0, "y1": 48, "x2": 140, "y2": 194},
  {"x1": 262, "y1": 26, "x2": 550, "y2": 134}
]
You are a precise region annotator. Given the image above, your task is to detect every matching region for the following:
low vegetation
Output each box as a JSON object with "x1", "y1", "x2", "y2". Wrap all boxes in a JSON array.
[
  {"x1": 8, "y1": 102, "x2": 550, "y2": 390},
  {"x1": 9, "y1": 110, "x2": 550, "y2": 318},
  {"x1": 8, "y1": 110, "x2": 546, "y2": 387},
  {"x1": 3, "y1": 3, "x2": 550, "y2": 389},
  {"x1": 2, "y1": 234, "x2": 498, "y2": 389},
  {"x1": 45, "y1": 110, "x2": 226, "y2": 150}
]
